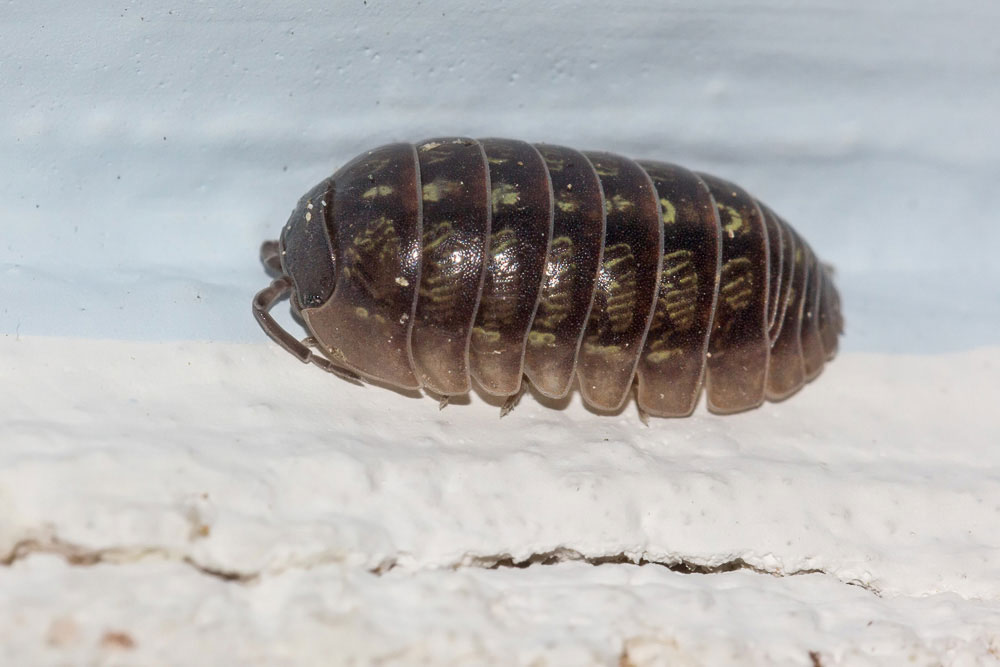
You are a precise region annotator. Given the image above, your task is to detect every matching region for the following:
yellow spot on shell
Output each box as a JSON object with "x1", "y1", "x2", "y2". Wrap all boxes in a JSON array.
[
  {"x1": 604, "y1": 194, "x2": 633, "y2": 214},
  {"x1": 471, "y1": 326, "x2": 501, "y2": 344},
  {"x1": 305, "y1": 211, "x2": 312, "y2": 222},
  {"x1": 354, "y1": 307, "x2": 369, "y2": 319},
  {"x1": 488, "y1": 227, "x2": 518, "y2": 257},
  {"x1": 660, "y1": 198, "x2": 677, "y2": 225},
  {"x1": 532, "y1": 237, "x2": 575, "y2": 331},
  {"x1": 474, "y1": 228, "x2": 521, "y2": 336},
  {"x1": 362, "y1": 157, "x2": 392, "y2": 174},
  {"x1": 543, "y1": 156, "x2": 567, "y2": 171},
  {"x1": 602, "y1": 249, "x2": 632, "y2": 272},
  {"x1": 422, "y1": 179, "x2": 462, "y2": 202},
  {"x1": 422, "y1": 182, "x2": 442, "y2": 202},
  {"x1": 491, "y1": 183, "x2": 520, "y2": 209},
  {"x1": 583, "y1": 341, "x2": 622, "y2": 355},
  {"x1": 528, "y1": 331, "x2": 557, "y2": 346},
  {"x1": 362, "y1": 185, "x2": 394, "y2": 198},
  {"x1": 395, "y1": 276, "x2": 409, "y2": 287},
  {"x1": 646, "y1": 348, "x2": 679, "y2": 363},
  {"x1": 649, "y1": 249, "x2": 698, "y2": 334},
  {"x1": 719, "y1": 204, "x2": 744, "y2": 238},
  {"x1": 418, "y1": 221, "x2": 461, "y2": 322},
  {"x1": 422, "y1": 220, "x2": 454, "y2": 252},
  {"x1": 591, "y1": 162, "x2": 619, "y2": 177},
  {"x1": 720, "y1": 257, "x2": 754, "y2": 311},
  {"x1": 556, "y1": 198, "x2": 578, "y2": 213},
  {"x1": 341, "y1": 216, "x2": 401, "y2": 301},
  {"x1": 599, "y1": 243, "x2": 637, "y2": 335}
]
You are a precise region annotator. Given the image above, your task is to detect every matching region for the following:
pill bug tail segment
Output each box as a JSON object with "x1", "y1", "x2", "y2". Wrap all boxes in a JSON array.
[{"x1": 257, "y1": 137, "x2": 842, "y2": 416}]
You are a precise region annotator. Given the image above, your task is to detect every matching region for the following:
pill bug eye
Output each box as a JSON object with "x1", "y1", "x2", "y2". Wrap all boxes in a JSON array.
[{"x1": 253, "y1": 138, "x2": 841, "y2": 418}]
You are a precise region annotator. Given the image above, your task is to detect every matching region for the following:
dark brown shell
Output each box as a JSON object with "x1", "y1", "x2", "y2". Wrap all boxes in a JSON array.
[{"x1": 258, "y1": 137, "x2": 843, "y2": 416}]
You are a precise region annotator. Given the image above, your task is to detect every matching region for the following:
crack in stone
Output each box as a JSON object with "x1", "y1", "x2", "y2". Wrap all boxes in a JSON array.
[
  {"x1": 1, "y1": 537, "x2": 257, "y2": 584},
  {"x1": 448, "y1": 547, "x2": 882, "y2": 597},
  {"x1": 2, "y1": 537, "x2": 880, "y2": 597}
]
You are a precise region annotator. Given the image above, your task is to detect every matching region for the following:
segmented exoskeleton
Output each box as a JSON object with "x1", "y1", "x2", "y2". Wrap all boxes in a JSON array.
[{"x1": 253, "y1": 137, "x2": 842, "y2": 416}]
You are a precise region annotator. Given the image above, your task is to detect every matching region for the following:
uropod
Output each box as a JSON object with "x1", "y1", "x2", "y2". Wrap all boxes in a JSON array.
[{"x1": 253, "y1": 137, "x2": 842, "y2": 417}]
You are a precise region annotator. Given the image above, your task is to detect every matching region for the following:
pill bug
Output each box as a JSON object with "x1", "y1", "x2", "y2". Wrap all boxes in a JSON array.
[{"x1": 253, "y1": 137, "x2": 843, "y2": 417}]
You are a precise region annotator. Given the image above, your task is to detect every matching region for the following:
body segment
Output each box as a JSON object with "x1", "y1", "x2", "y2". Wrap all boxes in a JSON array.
[
  {"x1": 409, "y1": 138, "x2": 491, "y2": 395},
  {"x1": 469, "y1": 139, "x2": 554, "y2": 396},
  {"x1": 522, "y1": 144, "x2": 605, "y2": 399},
  {"x1": 634, "y1": 161, "x2": 722, "y2": 418},
  {"x1": 696, "y1": 173, "x2": 771, "y2": 414},
  {"x1": 300, "y1": 143, "x2": 422, "y2": 388},
  {"x1": 575, "y1": 151, "x2": 664, "y2": 412}
]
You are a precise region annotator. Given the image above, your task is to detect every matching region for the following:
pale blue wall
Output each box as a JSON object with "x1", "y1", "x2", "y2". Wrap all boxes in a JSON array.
[{"x1": 2, "y1": 0, "x2": 998, "y2": 351}]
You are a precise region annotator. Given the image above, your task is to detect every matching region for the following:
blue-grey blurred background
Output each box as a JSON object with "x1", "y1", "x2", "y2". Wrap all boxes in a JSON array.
[{"x1": 3, "y1": 0, "x2": 998, "y2": 353}]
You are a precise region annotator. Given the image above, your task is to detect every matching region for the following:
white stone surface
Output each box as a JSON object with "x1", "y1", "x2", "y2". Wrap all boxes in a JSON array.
[
  {"x1": 4, "y1": 557, "x2": 1000, "y2": 666},
  {"x1": 2, "y1": 338, "x2": 999, "y2": 663},
  {"x1": 3, "y1": 0, "x2": 1000, "y2": 664}
]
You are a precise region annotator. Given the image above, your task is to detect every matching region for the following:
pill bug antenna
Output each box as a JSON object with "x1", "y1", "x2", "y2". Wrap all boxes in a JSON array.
[{"x1": 260, "y1": 239, "x2": 283, "y2": 276}]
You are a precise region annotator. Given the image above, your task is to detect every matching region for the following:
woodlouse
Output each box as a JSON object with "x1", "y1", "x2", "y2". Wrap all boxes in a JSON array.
[{"x1": 253, "y1": 137, "x2": 843, "y2": 417}]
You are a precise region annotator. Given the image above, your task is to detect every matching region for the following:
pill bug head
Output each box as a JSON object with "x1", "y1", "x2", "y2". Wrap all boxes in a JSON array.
[{"x1": 278, "y1": 178, "x2": 338, "y2": 314}]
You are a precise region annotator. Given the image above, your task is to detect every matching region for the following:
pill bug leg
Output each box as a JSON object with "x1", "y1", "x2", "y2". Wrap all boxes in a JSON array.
[
  {"x1": 499, "y1": 383, "x2": 527, "y2": 417},
  {"x1": 252, "y1": 275, "x2": 362, "y2": 384}
]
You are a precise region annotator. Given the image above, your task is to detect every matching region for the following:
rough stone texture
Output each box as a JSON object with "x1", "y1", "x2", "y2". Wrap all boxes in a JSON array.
[
  {"x1": 1, "y1": 339, "x2": 999, "y2": 664},
  {"x1": 3, "y1": 557, "x2": 1000, "y2": 666}
]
